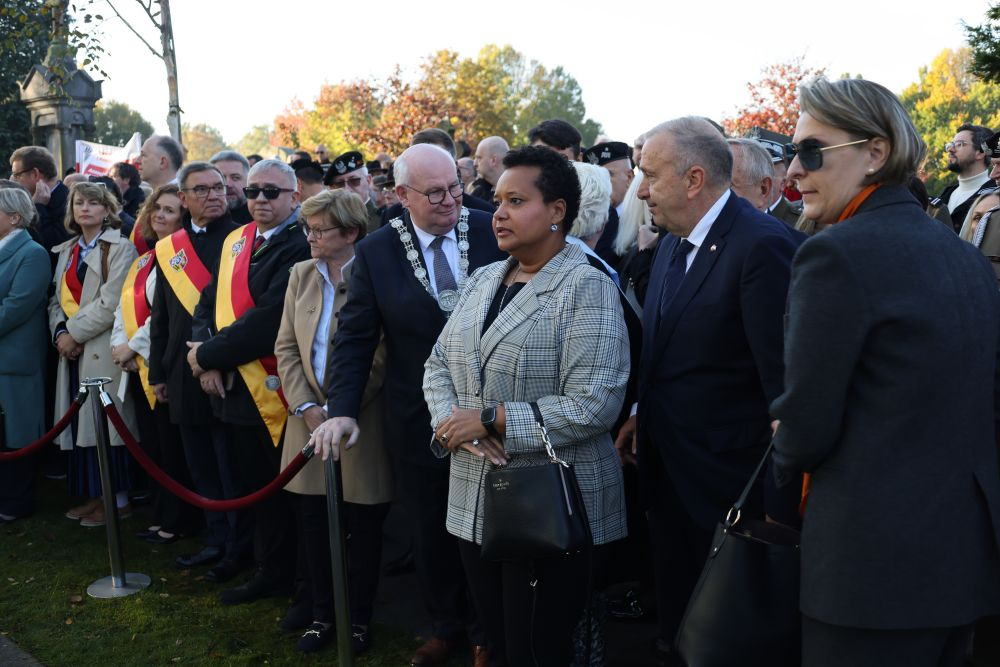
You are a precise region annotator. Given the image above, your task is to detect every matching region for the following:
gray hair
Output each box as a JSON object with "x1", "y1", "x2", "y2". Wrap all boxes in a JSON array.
[
  {"x1": 178, "y1": 161, "x2": 223, "y2": 189},
  {"x1": 799, "y1": 76, "x2": 926, "y2": 186},
  {"x1": 645, "y1": 116, "x2": 733, "y2": 189},
  {"x1": 151, "y1": 135, "x2": 184, "y2": 171},
  {"x1": 570, "y1": 162, "x2": 611, "y2": 239},
  {"x1": 248, "y1": 159, "x2": 297, "y2": 189},
  {"x1": 393, "y1": 143, "x2": 454, "y2": 188},
  {"x1": 0, "y1": 187, "x2": 36, "y2": 229},
  {"x1": 209, "y1": 150, "x2": 250, "y2": 173},
  {"x1": 728, "y1": 138, "x2": 774, "y2": 188}
]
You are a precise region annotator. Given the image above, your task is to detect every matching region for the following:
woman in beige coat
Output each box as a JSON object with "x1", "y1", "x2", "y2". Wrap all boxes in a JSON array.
[
  {"x1": 48, "y1": 182, "x2": 138, "y2": 527},
  {"x1": 275, "y1": 189, "x2": 390, "y2": 655}
]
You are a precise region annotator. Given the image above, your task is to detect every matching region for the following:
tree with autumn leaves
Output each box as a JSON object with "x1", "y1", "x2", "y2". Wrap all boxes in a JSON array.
[
  {"x1": 722, "y1": 57, "x2": 826, "y2": 137},
  {"x1": 271, "y1": 45, "x2": 602, "y2": 156}
]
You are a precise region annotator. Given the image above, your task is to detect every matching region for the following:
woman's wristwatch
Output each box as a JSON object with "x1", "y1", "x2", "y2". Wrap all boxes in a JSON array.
[{"x1": 481, "y1": 406, "x2": 500, "y2": 439}]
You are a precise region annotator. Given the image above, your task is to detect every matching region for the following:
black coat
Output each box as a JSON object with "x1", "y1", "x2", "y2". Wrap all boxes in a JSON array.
[
  {"x1": 193, "y1": 217, "x2": 311, "y2": 426},
  {"x1": 379, "y1": 192, "x2": 496, "y2": 228},
  {"x1": 31, "y1": 181, "x2": 70, "y2": 253},
  {"x1": 637, "y1": 193, "x2": 804, "y2": 528},
  {"x1": 771, "y1": 185, "x2": 1000, "y2": 628},
  {"x1": 326, "y1": 208, "x2": 505, "y2": 468},
  {"x1": 593, "y1": 204, "x2": 622, "y2": 268},
  {"x1": 148, "y1": 214, "x2": 238, "y2": 425},
  {"x1": 122, "y1": 185, "x2": 146, "y2": 219}
]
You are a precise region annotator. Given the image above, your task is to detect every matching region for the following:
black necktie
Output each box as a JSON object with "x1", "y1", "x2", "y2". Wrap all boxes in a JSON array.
[
  {"x1": 657, "y1": 238, "x2": 694, "y2": 319},
  {"x1": 430, "y1": 236, "x2": 457, "y2": 293}
]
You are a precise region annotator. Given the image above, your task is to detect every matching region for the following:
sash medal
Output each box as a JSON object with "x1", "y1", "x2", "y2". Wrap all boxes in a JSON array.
[
  {"x1": 216, "y1": 223, "x2": 288, "y2": 446},
  {"x1": 120, "y1": 251, "x2": 157, "y2": 409},
  {"x1": 59, "y1": 244, "x2": 84, "y2": 318},
  {"x1": 155, "y1": 228, "x2": 212, "y2": 316}
]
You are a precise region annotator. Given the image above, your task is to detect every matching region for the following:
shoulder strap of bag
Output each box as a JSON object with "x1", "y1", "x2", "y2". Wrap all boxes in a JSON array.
[
  {"x1": 530, "y1": 401, "x2": 545, "y2": 426},
  {"x1": 725, "y1": 440, "x2": 774, "y2": 529},
  {"x1": 99, "y1": 240, "x2": 111, "y2": 283}
]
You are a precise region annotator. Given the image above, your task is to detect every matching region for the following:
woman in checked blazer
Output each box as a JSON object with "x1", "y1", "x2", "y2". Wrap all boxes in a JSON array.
[{"x1": 424, "y1": 146, "x2": 630, "y2": 666}]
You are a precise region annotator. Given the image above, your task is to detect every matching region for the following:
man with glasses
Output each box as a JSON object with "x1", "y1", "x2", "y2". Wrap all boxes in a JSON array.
[
  {"x1": 8, "y1": 145, "x2": 70, "y2": 252},
  {"x1": 148, "y1": 162, "x2": 244, "y2": 580},
  {"x1": 310, "y1": 143, "x2": 504, "y2": 667},
  {"x1": 187, "y1": 159, "x2": 310, "y2": 607},
  {"x1": 324, "y1": 151, "x2": 380, "y2": 232},
  {"x1": 929, "y1": 123, "x2": 996, "y2": 232}
]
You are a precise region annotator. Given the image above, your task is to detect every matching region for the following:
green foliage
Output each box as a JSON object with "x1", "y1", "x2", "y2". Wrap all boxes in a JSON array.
[
  {"x1": 965, "y1": 3, "x2": 1000, "y2": 83},
  {"x1": 181, "y1": 122, "x2": 229, "y2": 161},
  {"x1": 899, "y1": 48, "x2": 1000, "y2": 194},
  {"x1": 0, "y1": 0, "x2": 50, "y2": 162},
  {"x1": 234, "y1": 124, "x2": 274, "y2": 158},
  {"x1": 90, "y1": 100, "x2": 154, "y2": 146}
]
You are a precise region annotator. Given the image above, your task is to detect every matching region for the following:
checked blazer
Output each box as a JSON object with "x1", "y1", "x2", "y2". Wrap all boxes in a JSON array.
[{"x1": 423, "y1": 243, "x2": 630, "y2": 546}]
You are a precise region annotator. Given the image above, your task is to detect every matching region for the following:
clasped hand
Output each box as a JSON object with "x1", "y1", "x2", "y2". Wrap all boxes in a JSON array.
[{"x1": 435, "y1": 406, "x2": 507, "y2": 466}]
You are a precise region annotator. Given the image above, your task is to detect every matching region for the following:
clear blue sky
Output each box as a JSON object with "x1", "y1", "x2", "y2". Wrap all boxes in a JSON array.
[{"x1": 93, "y1": 0, "x2": 993, "y2": 147}]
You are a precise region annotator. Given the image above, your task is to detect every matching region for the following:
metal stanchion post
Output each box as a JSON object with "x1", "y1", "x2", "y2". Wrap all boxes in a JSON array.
[
  {"x1": 82, "y1": 378, "x2": 150, "y2": 599},
  {"x1": 324, "y1": 454, "x2": 354, "y2": 667}
]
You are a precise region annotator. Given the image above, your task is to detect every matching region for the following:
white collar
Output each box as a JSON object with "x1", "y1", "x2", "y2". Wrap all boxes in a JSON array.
[
  {"x1": 411, "y1": 222, "x2": 458, "y2": 253},
  {"x1": 685, "y1": 190, "x2": 730, "y2": 250},
  {"x1": 315, "y1": 256, "x2": 355, "y2": 284}
]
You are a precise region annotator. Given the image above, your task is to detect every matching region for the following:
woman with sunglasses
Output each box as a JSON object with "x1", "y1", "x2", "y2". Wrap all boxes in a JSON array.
[
  {"x1": 771, "y1": 76, "x2": 1000, "y2": 666},
  {"x1": 274, "y1": 189, "x2": 391, "y2": 655}
]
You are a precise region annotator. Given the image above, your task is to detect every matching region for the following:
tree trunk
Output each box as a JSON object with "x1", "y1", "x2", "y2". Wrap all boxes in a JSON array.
[{"x1": 158, "y1": 0, "x2": 181, "y2": 143}]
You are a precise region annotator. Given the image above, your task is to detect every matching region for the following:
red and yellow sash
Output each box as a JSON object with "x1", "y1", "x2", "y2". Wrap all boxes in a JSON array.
[
  {"x1": 130, "y1": 225, "x2": 151, "y2": 255},
  {"x1": 216, "y1": 223, "x2": 287, "y2": 446},
  {"x1": 59, "y1": 245, "x2": 84, "y2": 318},
  {"x1": 121, "y1": 251, "x2": 157, "y2": 410},
  {"x1": 155, "y1": 228, "x2": 212, "y2": 316}
]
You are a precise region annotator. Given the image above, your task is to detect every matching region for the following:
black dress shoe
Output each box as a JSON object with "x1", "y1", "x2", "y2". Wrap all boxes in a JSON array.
[
  {"x1": 279, "y1": 602, "x2": 313, "y2": 632},
  {"x1": 297, "y1": 622, "x2": 334, "y2": 653},
  {"x1": 351, "y1": 624, "x2": 371, "y2": 654},
  {"x1": 145, "y1": 531, "x2": 180, "y2": 545},
  {"x1": 175, "y1": 546, "x2": 223, "y2": 569},
  {"x1": 204, "y1": 558, "x2": 250, "y2": 584},
  {"x1": 382, "y1": 550, "x2": 415, "y2": 576},
  {"x1": 219, "y1": 572, "x2": 292, "y2": 606}
]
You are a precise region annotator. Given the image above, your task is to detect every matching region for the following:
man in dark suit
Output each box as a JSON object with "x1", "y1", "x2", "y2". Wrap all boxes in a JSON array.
[
  {"x1": 149, "y1": 162, "x2": 244, "y2": 576},
  {"x1": 616, "y1": 117, "x2": 803, "y2": 662},
  {"x1": 8, "y1": 145, "x2": 70, "y2": 253},
  {"x1": 311, "y1": 144, "x2": 505, "y2": 667},
  {"x1": 188, "y1": 159, "x2": 311, "y2": 605}
]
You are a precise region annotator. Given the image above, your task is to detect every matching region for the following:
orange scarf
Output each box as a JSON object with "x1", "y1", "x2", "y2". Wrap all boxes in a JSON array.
[{"x1": 798, "y1": 183, "x2": 881, "y2": 517}]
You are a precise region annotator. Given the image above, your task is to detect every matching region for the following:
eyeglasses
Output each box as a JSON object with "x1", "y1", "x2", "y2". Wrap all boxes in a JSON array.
[
  {"x1": 183, "y1": 183, "x2": 227, "y2": 198},
  {"x1": 9, "y1": 169, "x2": 32, "y2": 179},
  {"x1": 302, "y1": 224, "x2": 341, "y2": 239},
  {"x1": 243, "y1": 186, "x2": 294, "y2": 200},
  {"x1": 330, "y1": 176, "x2": 364, "y2": 190},
  {"x1": 945, "y1": 140, "x2": 971, "y2": 152},
  {"x1": 783, "y1": 138, "x2": 870, "y2": 171},
  {"x1": 402, "y1": 182, "x2": 464, "y2": 205}
]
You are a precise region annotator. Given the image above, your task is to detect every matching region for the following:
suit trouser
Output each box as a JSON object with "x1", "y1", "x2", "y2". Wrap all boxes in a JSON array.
[
  {"x1": 224, "y1": 423, "x2": 294, "y2": 582},
  {"x1": 397, "y1": 460, "x2": 483, "y2": 644},
  {"x1": 801, "y1": 615, "x2": 974, "y2": 667},
  {"x1": 178, "y1": 423, "x2": 249, "y2": 559},
  {"x1": 0, "y1": 446, "x2": 36, "y2": 517}
]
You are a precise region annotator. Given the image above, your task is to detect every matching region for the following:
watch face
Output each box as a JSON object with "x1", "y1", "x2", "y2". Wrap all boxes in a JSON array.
[{"x1": 481, "y1": 407, "x2": 496, "y2": 424}]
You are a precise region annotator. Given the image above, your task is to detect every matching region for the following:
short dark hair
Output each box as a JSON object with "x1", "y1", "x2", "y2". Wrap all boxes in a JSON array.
[
  {"x1": 9, "y1": 145, "x2": 57, "y2": 180},
  {"x1": 411, "y1": 128, "x2": 456, "y2": 157},
  {"x1": 527, "y1": 119, "x2": 583, "y2": 156},
  {"x1": 956, "y1": 123, "x2": 994, "y2": 168},
  {"x1": 455, "y1": 140, "x2": 471, "y2": 159},
  {"x1": 111, "y1": 162, "x2": 141, "y2": 187},
  {"x1": 155, "y1": 136, "x2": 184, "y2": 171},
  {"x1": 247, "y1": 154, "x2": 264, "y2": 164},
  {"x1": 502, "y1": 145, "x2": 581, "y2": 233},
  {"x1": 291, "y1": 158, "x2": 324, "y2": 185}
]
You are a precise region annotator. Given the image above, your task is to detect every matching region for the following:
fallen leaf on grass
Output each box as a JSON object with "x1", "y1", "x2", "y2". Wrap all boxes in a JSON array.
[
  {"x1": 160, "y1": 578, "x2": 167, "y2": 583},
  {"x1": 172, "y1": 658, "x2": 180, "y2": 662},
  {"x1": 175, "y1": 639, "x2": 182, "y2": 646},
  {"x1": 179, "y1": 569, "x2": 191, "y2": 577},
  {"x1": 65, "y1": 618, "x2": 73, "y2": 625},
  {"x1": 131, "y1": 634, "x2": 137, "y2": 641},
  {"x1": 69, "y1": 595, "x2": 83, "y2": 604},
  {"x1": 159, "y1": 593, "x2": 170, "y2": 598}
]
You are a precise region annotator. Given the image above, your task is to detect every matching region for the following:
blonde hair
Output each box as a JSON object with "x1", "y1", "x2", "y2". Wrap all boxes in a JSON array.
[
  {"x1": 136, "y1": 183, "x2": 181, "y2": 241},
  {"x1": 958, "y1": 190, "x2": 1000, "y2": 242},
  {"x1": 65, "y1": 182, "x2": 122, "y2": 236},
  {"x1": 300, "y1": 189, "x2": 368, "y2": 241},
  {"x1": 614, "y1": 172, "x2": 653, "y2": 255}
]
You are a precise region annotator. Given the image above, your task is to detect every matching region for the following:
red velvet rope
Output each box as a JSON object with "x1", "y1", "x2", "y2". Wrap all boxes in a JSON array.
[
  {"x1": 0, "y1": 398, "x2": 84, "y2": 462},
  {"x1": 103, "y1": 399, "x2": 313, "y2": 512}
]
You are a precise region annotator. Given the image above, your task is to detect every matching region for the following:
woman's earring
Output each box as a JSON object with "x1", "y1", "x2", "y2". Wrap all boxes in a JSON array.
[{"x1": 550, "y1": 224, "x2": 558, "y2": 232}]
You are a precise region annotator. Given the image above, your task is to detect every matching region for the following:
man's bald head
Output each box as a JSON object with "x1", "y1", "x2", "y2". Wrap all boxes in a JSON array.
[
  {"x1": 474, "y1": 136, "x2": 510, "y2": 186},
  {"x1": 394, "y1": 143, "x2": 465, "y2": 235},
  {"x1": 393, "y1": 143, "x2": 455, "y2": 188}
]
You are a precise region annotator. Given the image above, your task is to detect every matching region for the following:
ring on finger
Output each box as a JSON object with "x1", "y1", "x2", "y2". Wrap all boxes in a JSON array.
[
  {"x1": 440, "y1": 434, "x2": 449, "y2": 442},
  {"x1": 472, "y1": 439, "x2": 480, "y2": 446}
]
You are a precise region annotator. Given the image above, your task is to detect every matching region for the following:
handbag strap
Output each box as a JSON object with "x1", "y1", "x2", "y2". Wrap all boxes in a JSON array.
[
  {"x1": 529, "y1": 402, "x2": 567, "y2": 467},
  {"x1": 724, "y1": 440, "x2": 773, "y2": 529}
]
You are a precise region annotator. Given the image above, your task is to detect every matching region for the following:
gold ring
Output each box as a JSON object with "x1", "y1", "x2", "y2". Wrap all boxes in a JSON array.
[{"x1": 440, "y1": 434, "x2": 449, "y2": 442}]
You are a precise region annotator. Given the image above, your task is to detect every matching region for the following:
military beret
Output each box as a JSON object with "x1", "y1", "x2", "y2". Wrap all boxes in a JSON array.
[
  {"x1": 583, "y1": 141, "x2": 631, "y2": 167},
  {"x1": 984, "y1": 132, "x2": 1000, "y2": 159},
  {"x1": 330, "y1": 151, "x2": 365, "y2": 175},
  {"x1": 366, "y1": 160, "x2": 385, "y2": 175},
  {"x1": 755, "y1": 138, "x2": 785, "y2": 164}
]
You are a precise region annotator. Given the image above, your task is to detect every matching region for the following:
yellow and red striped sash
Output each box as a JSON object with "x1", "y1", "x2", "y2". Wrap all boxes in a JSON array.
[
  {"x1": 59, "y1": 245, "x2": 84, "y2": 318},
  {"x1": 155, "y1": 228, "x2": 211, "y2": 316},
  {"x1": 216, "y1": 223, "x2": 287, "y2": 446},
  {"x1": 130, "y1": 225, "x2": 151, "y2": 255},
  {"x1": 121, "y1": 251, "x2": 157, "y2": 410}
]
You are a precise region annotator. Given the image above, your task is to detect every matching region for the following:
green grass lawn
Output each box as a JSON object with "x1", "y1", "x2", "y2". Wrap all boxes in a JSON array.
[{"x1": 0, "y1": 478, "x2": 431, "y2": 666}]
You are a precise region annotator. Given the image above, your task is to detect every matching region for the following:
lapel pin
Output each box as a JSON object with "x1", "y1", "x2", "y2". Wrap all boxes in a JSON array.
[{"x1": 709, "y1": 244, "x2": 717, "y2": 252}]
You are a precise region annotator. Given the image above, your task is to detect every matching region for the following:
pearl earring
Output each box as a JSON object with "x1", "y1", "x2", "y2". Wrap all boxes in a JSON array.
[
  {"x1": 867, "y1": 168, "x2": 874, "y2": 174},
  {"x1": 550, "y1": 224, "x2": 558, "y2": 232}
]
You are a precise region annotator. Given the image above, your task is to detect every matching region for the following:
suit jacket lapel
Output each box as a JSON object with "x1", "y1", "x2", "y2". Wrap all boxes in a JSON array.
[
  {"x1": 0, "y1": 232, "x2": 28, "y2": 267},
  {"x1": 299, "y1": 265, "x2": 325, "y2": 393},
  {"x1": 400, "y1": 213, "x2": 442, "y2": 312}
]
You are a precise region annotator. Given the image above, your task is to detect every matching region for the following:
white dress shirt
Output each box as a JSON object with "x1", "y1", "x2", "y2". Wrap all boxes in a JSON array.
[
  {"x1": 679, "y1": 189, "x2": 731, "y2": 272},
  {"x1": 411, "y1": 224, "x2": 459, "y2": 296}
]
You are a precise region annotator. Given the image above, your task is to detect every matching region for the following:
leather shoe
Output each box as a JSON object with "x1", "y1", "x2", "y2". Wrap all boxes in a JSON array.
[
  {"x1": 144, "y1": 530, "x2": 180, "y2": 545},
  {"x1": 204, "y1": 558, "x2": 249, "y2": 584},
  {"x1": 175, "y1": 546, "x2": 223, "y2": 569},
  {"x1": 471, "y1": 644, "x2": 489, "y2": 667},
  {"x1": 219, "y1": 572, "x2": 292, "y2": 606},
  {"x1": 411, "y1": 637, "x2": 453, "y2": 666},
  {"x1": 297, "y1": 622, "x2": 334, "y2": 653},
  {"x1": 352, "y1": 624, "x2": 371, "y2": 655}
]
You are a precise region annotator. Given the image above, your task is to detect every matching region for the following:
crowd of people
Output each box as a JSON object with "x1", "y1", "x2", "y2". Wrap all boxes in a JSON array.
[{"x1": 1, "y1": 75, "x2": 999, "y2": 667}]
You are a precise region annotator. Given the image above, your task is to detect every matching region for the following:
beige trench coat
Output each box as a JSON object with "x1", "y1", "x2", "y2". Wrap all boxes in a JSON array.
[
  {"x1": 276, "y1": 258, "x2": 391, "y2": 503},
  {"x1": 48, "y1": 228, "x2": 138, "y2": 450}
]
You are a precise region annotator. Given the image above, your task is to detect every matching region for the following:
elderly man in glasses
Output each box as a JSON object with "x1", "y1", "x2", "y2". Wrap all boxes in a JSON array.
[
  {"x1": 323, "y1": 151, "x2": 381, "y2": 233},
  {"x1": 309, "y1": 143, "x2": 505, "y2": 667},
  {"x1": 186, "y1": 159, "x2": 311, "y2": 606},
  {"x1": 929, "y1": 123, "x2": 996, "y2": 233}
]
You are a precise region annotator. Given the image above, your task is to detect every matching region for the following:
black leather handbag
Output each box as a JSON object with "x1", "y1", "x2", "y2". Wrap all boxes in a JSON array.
[
  {"x1": 675, "y1": 442, "x2": 801, "y2": 667},
  {"x1": 481, "y1": 403, "x2": 592, "y2": 561}
]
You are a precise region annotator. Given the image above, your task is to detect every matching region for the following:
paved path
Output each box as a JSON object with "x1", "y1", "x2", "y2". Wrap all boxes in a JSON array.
[{"x1": 0, "y1": 635, "x2": 42, "y2": 666}]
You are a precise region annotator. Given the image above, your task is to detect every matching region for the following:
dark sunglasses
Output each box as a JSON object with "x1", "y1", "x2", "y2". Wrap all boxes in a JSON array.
[
  {"x1": 783, "y1": 138, "x2": 870, "y2": 171},
  {"x1": 243, "y1": 186, "x2": 294, "y2": 200}
]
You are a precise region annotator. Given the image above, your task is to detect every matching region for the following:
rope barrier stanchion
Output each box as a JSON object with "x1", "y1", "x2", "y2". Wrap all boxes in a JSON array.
[
  {"x1": 103, "y1": 399, "x2": 314, "y2": 512},
  {"x1": 0, "y1": 387, "x2": 87, "y2": 462},
  {"x1": 324, "y1": 455, "x2": 354, "y2": 667},
  {"x1": 84, "y1": 379, "x2": 150, "y2": 599}
]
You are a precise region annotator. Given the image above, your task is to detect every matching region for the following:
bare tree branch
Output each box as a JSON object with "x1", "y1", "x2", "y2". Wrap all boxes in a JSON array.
[
  {"x1": 140, "y1": 0, "x2": 162, "y2": 30},
  {"x1": 105, "y1": 0, "x2": 162, "y2": 59}
]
